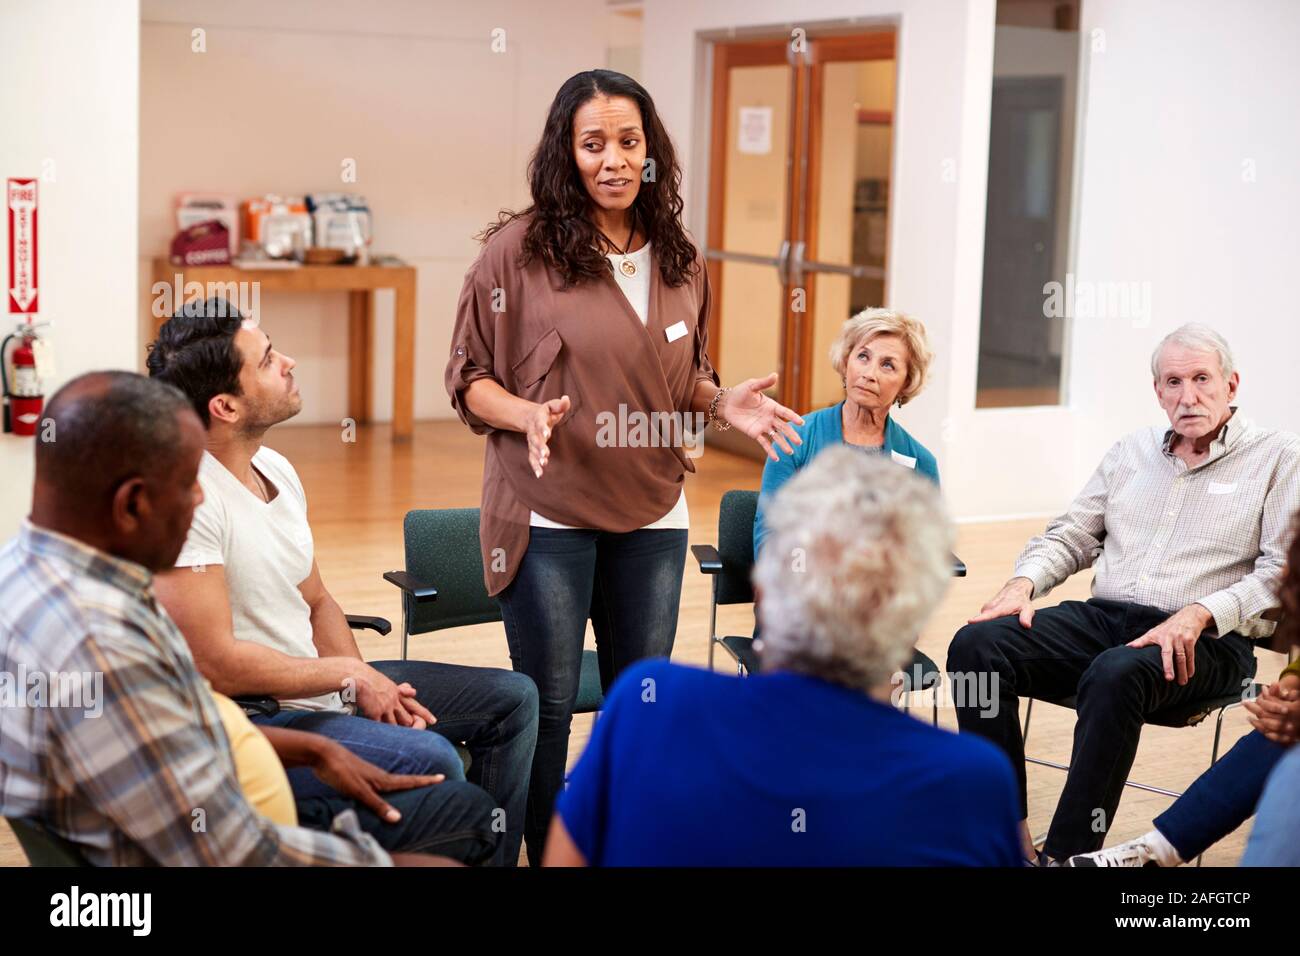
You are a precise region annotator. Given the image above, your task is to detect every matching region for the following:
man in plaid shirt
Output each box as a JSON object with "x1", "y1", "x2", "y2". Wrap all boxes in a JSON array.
[
  {"x1": 949, "y1": 324, "x2": 1300, "y2": 865},
  {"x1": 0, "y1": 372, "x2": 393, "y2": 865}
]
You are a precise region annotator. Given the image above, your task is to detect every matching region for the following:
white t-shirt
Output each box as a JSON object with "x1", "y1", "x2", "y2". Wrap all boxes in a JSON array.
[
  {"x1": 529, "y1": 241, "x2": 691, "y2": 531},
  {"x1": 175, "y1": 447, "x2": 344, "y2": 713}
]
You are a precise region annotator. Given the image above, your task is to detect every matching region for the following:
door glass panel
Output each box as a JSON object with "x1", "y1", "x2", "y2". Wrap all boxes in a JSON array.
[
  {"x1": 809, "y1": 59, "x2": 893, "y2": 409},
  {"x1": 719, "y1": 260, "x2": 785, "y2": 387},
  {"x1": 716, "y1": 63, "x2": 791, "y2": 386},
  {"x1": 976, "y1": 2, "x2": 1085, "y2": 408},
  {"x1": 704, "y1": 35, "x2": 897, "y2": 415}
]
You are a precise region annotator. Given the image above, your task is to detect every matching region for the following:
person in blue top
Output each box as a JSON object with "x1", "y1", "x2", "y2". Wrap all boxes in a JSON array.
[
  {"x1": 754, "y1": 308, "x2": 939, "y2": 557},
  {"x1": 543, "y1": 448, "x2": 1022, "y2": 866}
]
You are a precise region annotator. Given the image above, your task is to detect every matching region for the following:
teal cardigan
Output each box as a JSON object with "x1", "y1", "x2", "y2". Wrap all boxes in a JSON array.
[{"x1": 753, "y1": 401, "x2": 940, "y2": 556}]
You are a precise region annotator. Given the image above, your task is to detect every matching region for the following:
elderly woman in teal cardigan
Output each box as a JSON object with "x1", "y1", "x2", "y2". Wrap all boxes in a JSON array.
[{"x1": 754, "y1": 308, "x2": 939, "y2": 557}]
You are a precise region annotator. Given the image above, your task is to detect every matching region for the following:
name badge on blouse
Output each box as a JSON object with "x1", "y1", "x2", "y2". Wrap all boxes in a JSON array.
[
  {"x1": 1207, "y1": 481, "x2": 1237, "y2": 495},
  {"x1": 890, "y1": 450, "x2": 918, "y2": 470},
  {"x1": 665, "y1": 321, "x2": 688, "y2": 343}
]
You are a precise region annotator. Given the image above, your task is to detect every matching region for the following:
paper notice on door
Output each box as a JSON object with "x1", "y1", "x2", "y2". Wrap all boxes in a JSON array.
[{"x1": 738, "y1": 107, "x2": 773, "y2": 155}]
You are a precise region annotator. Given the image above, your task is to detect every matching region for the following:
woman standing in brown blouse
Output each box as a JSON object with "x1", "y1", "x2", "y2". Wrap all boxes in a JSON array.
[{"x1": 446, "y1": 69, "x2": 803, "y2": 864}]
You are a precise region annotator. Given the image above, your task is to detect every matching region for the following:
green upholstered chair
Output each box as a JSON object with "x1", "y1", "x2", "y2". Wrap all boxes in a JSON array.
[
  {"x1": 691, "y1": 489, "x2": 968, "y2": 725},
  {"x1": 384, "y1": 508, "x2": 603, "y2": 715}
]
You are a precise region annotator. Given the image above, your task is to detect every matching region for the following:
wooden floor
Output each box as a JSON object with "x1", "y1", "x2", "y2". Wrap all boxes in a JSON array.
[{"x1": 2, "y1": 420, "x2": 1284, "y2": 866}]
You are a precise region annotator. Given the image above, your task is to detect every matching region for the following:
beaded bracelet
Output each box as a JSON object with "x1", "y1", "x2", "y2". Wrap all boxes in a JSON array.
[{"x1": 708, "y1": 386, "x2": 732, "y2": 431}]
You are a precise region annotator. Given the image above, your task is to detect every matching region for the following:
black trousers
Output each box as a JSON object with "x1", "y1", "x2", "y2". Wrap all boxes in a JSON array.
[{"x1": 946, "y1": 598, "x2": 1257, "y2": 860}]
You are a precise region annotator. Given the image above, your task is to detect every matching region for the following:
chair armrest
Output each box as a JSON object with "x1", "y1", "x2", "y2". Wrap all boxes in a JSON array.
[
  {"x1": 231, "y1": 695, "x2": 281, "y2": 718},
  {"x1": 950, "y1": 553, "x2": 967, "y2": 578},
  {"x1": 1256, "y1": 606, "x2": 1292, "y2": 656},
  {"x1": 345, "y1": 614, "x2": 392, "y2": 636},
  {"x1": 382, "y1": 570, "x2": 438, "y2": 603},
  {"x1": 691, "y1": 544, "x2": 723, "y2": 574}
]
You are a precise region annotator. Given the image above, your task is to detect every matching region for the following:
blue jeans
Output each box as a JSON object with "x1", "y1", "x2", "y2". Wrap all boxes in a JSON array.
[
  {"x1": 497, "y1": 526, "x2": 688, "y2": 866},
  {"x1": 297, "y1": 778, "x2": 500, "y2": 864},
  {"x1": 254, "y1": 661, "x2": 537, "y2": 866},
  {"x1": 1241, "y1": 743, "x2": 1300, "y2": 865},
  {"x1": 1155, "y1": 729, "x2": 1287, "y2": 861}
]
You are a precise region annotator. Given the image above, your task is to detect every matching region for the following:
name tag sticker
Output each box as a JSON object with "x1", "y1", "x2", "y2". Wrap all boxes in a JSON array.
[
  {"x1": 890, "y1": 450, "x2": 918, "y2": 470},
  {"x1": 1207, "y1": 481, "x2": 1237, "y2": 495},
  {"x1": 665, "y1": 321, "x2": 688, "y2": 343}
]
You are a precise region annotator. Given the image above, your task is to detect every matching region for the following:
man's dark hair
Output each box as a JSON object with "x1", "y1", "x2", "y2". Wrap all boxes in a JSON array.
[
  {"x1": 145, "y1": 297, "x2": 245, "y2": 426},
  {"x1": 36, "y1": 371, "x2": 194, "y2": 511}
]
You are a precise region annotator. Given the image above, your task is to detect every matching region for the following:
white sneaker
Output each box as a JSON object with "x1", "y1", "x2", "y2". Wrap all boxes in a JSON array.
[{"x1": 1067, "y1": 839, "x2": 1162, "y2": 867}]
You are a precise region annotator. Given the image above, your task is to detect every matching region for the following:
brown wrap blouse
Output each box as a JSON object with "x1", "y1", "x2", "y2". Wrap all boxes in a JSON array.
[{"x1": 445, "y1": 216, "x2": 720, "y2": 595}]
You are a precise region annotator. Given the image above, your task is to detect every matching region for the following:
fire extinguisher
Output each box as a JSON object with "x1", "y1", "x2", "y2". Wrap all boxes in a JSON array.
[{"x1": 2, "y1": 326, "x2": 43, "y2": 437}]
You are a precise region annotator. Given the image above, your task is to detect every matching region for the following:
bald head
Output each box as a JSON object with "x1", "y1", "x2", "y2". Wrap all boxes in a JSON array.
[
  {"x1": 33, "y1": 372, "x2": 206, "y2": 570},
  {"x1": 37, "y1": 372, "x2": 191, "y2": 500}
]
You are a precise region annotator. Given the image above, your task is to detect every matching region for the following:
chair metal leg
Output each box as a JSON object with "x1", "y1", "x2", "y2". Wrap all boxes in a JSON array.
[
  {"x1": 1209, "y1": 706, "x2": 1228, "y2": 766},
  {"x1": 1023, "y1": 753, "x2": 1185, "y2": 799},
  {"x1": 400, "y1": 598, "x2": 410, "y2": 661},
  {"x1": 1195, "y1": 705, "x2": 1233, "y2": 867},
  {"x1": 897, "y1": 684, "x2": 939, "y2": 724},
  {"x1": 706, "y1": 594, "x2": 718, "y2": 671},
  {"x1": 1021, "y1": 695, "x2": 1244, "y2": 864}
]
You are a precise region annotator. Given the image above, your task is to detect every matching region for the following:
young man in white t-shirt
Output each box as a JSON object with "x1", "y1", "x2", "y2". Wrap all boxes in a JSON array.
[{"x1": 147, "y1": 298, "x2": 539, "y2": 866}]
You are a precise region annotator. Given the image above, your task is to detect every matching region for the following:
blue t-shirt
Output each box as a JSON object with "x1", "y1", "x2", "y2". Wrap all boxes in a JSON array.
[
  {"x1": 557, "y1": 659, "x2": 1022, "y2": 866},
  {"x1": 754, "y1": 402, "x2": 940, "y2": 556}
]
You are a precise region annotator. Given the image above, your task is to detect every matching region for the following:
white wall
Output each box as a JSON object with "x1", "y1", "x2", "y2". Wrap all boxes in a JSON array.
[
  {"x1": 606, "y1": 6, "x2": 645, "y2": 80},
  {"x1": 139, "y1": 0, "x2": 614, "y2": 425},
  {"x1": 949, "y1": 0, "x2": 1300, "y2": 519},
  {"x1": 1065, "y1": 0, "x2": 1300, "y2": 497},
  {"x1": 645, "y1": 0, "x2": 1300, "y2": 523},
  {"x1": 0, "y1": 0, "x2": 140, "y2": 537}
]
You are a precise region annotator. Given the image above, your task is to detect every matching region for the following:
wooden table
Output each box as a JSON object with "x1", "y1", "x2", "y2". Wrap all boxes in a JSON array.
[{"x1": 150, "y1": 258, "x2": 417, "y2": 441}]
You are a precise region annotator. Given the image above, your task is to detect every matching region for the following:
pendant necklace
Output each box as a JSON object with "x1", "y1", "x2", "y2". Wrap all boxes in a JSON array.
[{"x1": 597, "y1": 208, "x2": 639, "y2": 278}]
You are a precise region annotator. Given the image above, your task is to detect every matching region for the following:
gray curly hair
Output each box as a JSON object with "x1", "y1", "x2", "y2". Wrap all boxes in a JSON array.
[{"x1": 753, "y1": 447, "x2": 953, "y2": 691}]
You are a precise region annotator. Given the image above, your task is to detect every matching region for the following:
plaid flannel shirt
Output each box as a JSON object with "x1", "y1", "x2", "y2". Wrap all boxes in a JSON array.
[{"x1": 0, "y1": 521, "x2": 390, "y2": 866}]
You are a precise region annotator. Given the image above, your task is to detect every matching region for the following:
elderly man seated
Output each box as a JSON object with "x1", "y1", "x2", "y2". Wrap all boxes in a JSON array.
[
  {"x1": 948, "y1": 323, "x2": 1300, "y2": 866},
  {"x1": 1070, "y1": 512, "x2": 1300, "y2": 867},
  {"x1": 542, "y1": 448, "x2": 1022, "y2": 866}
]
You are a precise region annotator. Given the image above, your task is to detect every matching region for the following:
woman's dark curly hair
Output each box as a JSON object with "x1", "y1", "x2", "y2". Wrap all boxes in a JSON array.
[
  {"x1": 480, "y1": 69, "x2": 698, "y2": 288},
  {"x1": 1276, "y1": 512, "x2": 1300, "y2": 652}
]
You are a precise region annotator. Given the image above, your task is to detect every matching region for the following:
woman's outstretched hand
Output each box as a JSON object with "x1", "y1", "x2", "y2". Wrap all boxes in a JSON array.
[
  {"x1": 528, "y1": 395, "x2": 571, "y2": 477},
  {"x1": 720, "y1": 374, "x2": 805, "y2": 461}
]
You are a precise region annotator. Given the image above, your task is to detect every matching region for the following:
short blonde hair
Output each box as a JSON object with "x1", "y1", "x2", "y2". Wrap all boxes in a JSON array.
[
  {"x1": 753, "y1": 447, "x2": 953, "y2": 691},
  {"x1": 829, "y1": 308, "x2": 933, "y2": 406}
]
